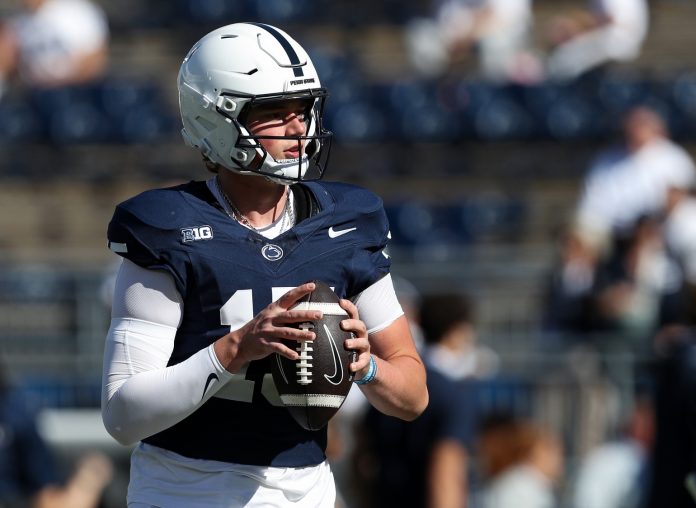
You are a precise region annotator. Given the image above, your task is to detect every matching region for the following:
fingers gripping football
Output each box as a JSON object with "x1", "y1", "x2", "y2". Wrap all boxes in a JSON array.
[
  {"x1": 221, "y1": 283, "x2": 322, "y2": 368},
  {"x1": 339, "y1": 298, "x2": 372, "y2": 379}
]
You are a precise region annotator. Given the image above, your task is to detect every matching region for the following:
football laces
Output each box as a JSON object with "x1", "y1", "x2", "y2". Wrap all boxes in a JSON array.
[{"x1": 296, "y1": 323, "x2": 314, "y2": 385}]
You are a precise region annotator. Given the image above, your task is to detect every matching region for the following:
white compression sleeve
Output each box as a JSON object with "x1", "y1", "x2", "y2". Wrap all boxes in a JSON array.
[
  {"x1": 101, "y1": 260, "x2": 232, "y2": 445},
  {"x1": 110, "y1": 258, "x2": 184, "y2": 326}
]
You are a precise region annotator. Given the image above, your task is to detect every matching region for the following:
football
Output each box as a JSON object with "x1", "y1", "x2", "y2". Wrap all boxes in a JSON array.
[{"x1": 271, "y1": 280, "x2": 356, "y2": 431}]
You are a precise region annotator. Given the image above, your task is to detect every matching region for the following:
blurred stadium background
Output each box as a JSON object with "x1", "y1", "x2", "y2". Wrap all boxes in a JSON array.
[{"x1": 1, "y1": 0, "x2": 695, "y2": 506}]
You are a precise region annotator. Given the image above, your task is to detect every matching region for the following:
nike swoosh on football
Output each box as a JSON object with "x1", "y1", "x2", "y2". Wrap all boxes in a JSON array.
[
  {"x1": 323, "y1": 324, "x2": 344, "y2": 385},
  {"x1": 328, "y1": 226, "x2": 357, "y2": 238},
  {"x1": 275, "y1": 354, "x2": 289, "y2": 385},
  {"x1": 201, "y1": 373, "x2": 219, "y2": 400}
]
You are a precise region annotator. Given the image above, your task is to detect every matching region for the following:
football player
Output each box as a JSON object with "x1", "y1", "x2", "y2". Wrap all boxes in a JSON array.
[{"x1": 101, "y1": 22, "x2": 428, "y2": 507}]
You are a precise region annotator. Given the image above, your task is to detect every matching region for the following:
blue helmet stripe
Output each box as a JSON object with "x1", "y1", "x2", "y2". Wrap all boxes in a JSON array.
[{"x1": 247, "y1": 22, "x2": 304, "y2": 77}]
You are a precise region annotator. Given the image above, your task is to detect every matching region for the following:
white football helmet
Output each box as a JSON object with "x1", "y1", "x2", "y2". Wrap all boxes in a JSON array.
[{"x1": 178, "y1": 22, "x2": 332, "y2": 182}]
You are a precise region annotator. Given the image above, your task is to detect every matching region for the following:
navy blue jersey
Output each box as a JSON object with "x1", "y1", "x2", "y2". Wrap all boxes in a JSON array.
[{"x1": 107, "y1": 180, "x2": 391, "y2": 467}]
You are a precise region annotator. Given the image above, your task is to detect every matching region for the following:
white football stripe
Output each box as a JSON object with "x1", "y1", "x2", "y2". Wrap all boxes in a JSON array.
[
  {"x1": 291, "y1": 302, "x2": 348, "y2": 316},
  {"x1": 280, "y1": 394, "x2": 345, "y2": 408}
]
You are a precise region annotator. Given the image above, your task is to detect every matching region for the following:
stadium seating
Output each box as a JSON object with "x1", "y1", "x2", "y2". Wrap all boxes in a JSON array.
[
  {"x1": 0, "y1": 98, "x2": 43, "y2": 142},
  {"x1": 385, "y1": 197, "x2": 527, "y2": 250},
  {"x1": 2, "y1": 71, "x2": 696, "y2": 146},
  {"x1": 0, "y1": 81, "x2": 176, "y2": 145}
]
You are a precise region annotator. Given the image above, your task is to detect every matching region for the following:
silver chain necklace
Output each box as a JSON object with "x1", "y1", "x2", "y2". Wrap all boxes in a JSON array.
[{"x1": 215, "y1": 175, "x2": 292, "y2": 232}]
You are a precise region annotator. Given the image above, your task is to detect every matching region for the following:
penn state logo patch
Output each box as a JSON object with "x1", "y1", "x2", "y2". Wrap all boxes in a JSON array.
[{"x1": 261, "y1": 244, "x2": 284, "y2": 261}]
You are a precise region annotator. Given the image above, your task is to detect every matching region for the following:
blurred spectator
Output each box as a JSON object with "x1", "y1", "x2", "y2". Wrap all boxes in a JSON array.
[
  {"x1": 663, "y1": 186, "x2": 696, "y2": 284},
  {"x1": 661, "y1": 183, "x2": 696, "y2": 327},
  {"x1": 543, "y1": 225, "x2": 604, "y2": 335},
  {"x1": 354, "y1": 292, "x2": 482, "y2": 507},
  {"x1": 571, "y1": 396, "x2": 654, "y2": 508},
  {"x1": 591, "y1": 215, "x2": 680, "y2": 351},
  {"x1": 542, "y1": 219, "x2": 666, "y2": 461},
  {"x1": 329, "y1": 276, "x2": 425, "y2": 507},
  {"x1": 645, "y1": 326, "x2": 696, "y2": 508},
  {"x1": 0, "y1": 362, "x2": 113, "y2": 508},
  {"x1": 420, "y1": 292, "x2": 499, "y2": 381},
  {"x1": 475, "y1": 414, "x2": 564, "y2": 508},
  {"x1": 559, "y1": 106, "x2": 695, "y2": 346},
  {"x1": 0, "y1": 0, "x2": 109, "y2": 97},
  {"x1": 574, "y1": 106, "x2": 696, "y2": 259},
  {"x1": 404, "y1": 0, "x2": 541, "y2": 83},
  {"x1": 545, "y1": 0, "x2": 649, "y2": 81}
]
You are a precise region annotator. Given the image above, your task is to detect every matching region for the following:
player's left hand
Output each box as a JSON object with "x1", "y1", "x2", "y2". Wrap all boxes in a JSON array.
[{"x1": 339, "y1": 299, "x2": 371, "y2": 379}]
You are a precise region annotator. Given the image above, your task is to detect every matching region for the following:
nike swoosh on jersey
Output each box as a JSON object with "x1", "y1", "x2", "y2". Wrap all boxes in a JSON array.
[
  {"x1": 202, "y1": 373, "x2": 219, "y2": 400},
  {"x1": 323, "y1": 324, "x2": 344, "y2": 385},
  {"x1": 328, "y1": 226, "x2": 357, "y2": 238}
]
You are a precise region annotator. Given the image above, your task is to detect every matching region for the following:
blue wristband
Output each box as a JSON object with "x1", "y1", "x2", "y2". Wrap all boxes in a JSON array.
[{"x1": 355, "y1": 355, "x2": 377, "y2": 385}]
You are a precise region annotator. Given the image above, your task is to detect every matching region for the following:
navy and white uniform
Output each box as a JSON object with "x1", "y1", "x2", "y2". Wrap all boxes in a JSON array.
[{"x1": 106, "y1": 180, "x2": 390, "y2": 468}]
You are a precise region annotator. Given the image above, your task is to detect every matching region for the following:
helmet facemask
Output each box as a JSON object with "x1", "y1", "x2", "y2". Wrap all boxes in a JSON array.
[{"x1": 216, "y1": 89, "x2": 332, "y2": 183}]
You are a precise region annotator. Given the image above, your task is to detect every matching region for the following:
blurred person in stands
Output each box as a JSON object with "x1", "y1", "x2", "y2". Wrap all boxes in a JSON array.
[
  {"x1": 644, "y1": 326, "x2": 696, "y2": 508},
  {"x1": 591, "y1": 215, "x2": 681, "y2": 353},
  {"x1": 571, "y1": 396, "x2": 654, "y2": 508},
  {"x1": 543, "y1": 219, "x2": 670, "y2": 465},
  {"x1": 475, "y1": 414, "x2": 564, "y2": 508},
  {"x1": 645, "y1": 198, "x2": 696, "y2": 506},
  {"x1": 101, "y1": 22, "x2": 427, "y2": 508},
  {"x1": 0, "y1": 0, "x2": 109, "y2": 98},
  {"x1": 545, "y1": 0, "x2": 649, "y2": 81},
  {"x1": 0, "y1": 362, "x2": 113, "y2": 508},
  {"x1": 419, "y1": 292, "x2": 498, "y2": 381},
  {"x1": 355, "y1": 292, "x2": 483, "y2": 507},
  {"x1": 573, "y1": 106, "x2": 695, "y2": 262},
  {"x1": 661, "y1": 179, "x2": 696, "y2": 324},
  {"x1": 542, "y1": 225, "x2": 605, "y2": 336},
  {"x1": 566, "y1": 106, "x2": 694, "y2": 344},
  {"x1": 329, "y1": 275, "x2": 425, "y2": 506},
  {"x1": 405, "y1": 0, "x2": 541, "y2": 83}
]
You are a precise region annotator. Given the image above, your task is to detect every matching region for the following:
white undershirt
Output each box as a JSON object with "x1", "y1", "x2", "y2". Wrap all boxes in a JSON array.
[{"x1": 207, "y1": 177, "x2": 294, "y2": 239}]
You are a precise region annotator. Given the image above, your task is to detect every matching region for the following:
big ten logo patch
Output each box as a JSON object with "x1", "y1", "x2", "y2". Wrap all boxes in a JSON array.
[{"x1": 181, "y1": 226, "x2": 213, "y2": 243}]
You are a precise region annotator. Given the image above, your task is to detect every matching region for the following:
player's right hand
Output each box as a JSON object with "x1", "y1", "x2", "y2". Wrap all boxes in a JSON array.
[{"x1": 214, "y1": 282, "x2": 322, "y2": 372}]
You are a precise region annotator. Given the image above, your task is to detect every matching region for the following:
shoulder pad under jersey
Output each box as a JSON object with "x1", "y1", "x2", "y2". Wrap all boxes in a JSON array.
[{"x1": 106, "y1": 182, "x2": 209, "y2": 290}]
